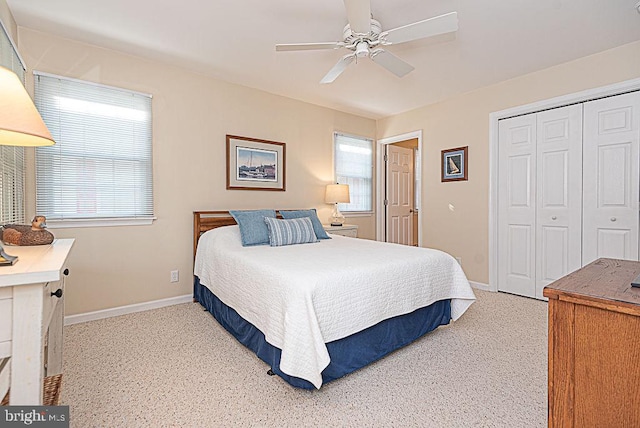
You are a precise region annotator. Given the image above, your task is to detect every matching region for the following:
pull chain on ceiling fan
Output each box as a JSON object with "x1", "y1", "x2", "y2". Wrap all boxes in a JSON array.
[{"x1": 275, "y1": 0, "x2": 458, "y2": 83}]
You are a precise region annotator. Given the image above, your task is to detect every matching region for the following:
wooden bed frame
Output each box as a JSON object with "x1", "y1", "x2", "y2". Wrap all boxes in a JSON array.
[{"x1": 193, "y1": 210, "x2": 284, "y2": 260}]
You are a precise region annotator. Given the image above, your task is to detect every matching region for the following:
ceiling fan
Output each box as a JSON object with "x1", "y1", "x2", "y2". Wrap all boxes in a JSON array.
[{"x1": 275, "y1": 0, "x2": 458, "y2": 84}]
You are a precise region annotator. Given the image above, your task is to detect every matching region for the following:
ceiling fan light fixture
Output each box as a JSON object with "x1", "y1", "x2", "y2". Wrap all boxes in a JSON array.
[{"x1": 355, "y1": 41, "x2": 370, "y2": 57}]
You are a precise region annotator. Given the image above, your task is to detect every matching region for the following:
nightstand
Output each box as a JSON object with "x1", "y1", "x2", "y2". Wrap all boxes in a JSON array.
[{"x1": 323, "y1": 224, "x2": 358, "y2": 238}]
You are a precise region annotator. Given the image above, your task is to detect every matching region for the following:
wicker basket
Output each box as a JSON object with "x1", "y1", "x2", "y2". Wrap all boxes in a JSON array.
[{"x1": 1, "y1": 373, "x2": 62, "y2": 406}]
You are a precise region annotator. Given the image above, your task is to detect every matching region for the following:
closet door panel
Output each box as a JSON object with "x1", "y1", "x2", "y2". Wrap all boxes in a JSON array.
[
  {"x1": 536, "y1": 104, "x2": 583, "y2": 299},
  {"x1": 498, "y1": 114, "x2": 536, "y2": 297},
  {"x1": 583, "y1": 92, "x2": 640, "y2": 264}
]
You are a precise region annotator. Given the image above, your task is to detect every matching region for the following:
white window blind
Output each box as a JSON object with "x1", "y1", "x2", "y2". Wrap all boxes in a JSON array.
[
  {"x1": 0, "y1": 19, "x2": 26, "y2": 224},
  {"x1": 34, "y1": 72, "x2": 153, "y2": 222},
  {"x1": 334, "y1": 133, "x2": 373, "y2": 212}
]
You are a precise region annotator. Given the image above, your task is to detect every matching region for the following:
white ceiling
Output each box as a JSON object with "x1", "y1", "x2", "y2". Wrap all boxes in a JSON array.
[{"x1": 7, "y1": 0, "x2": 640, "y2": 119}]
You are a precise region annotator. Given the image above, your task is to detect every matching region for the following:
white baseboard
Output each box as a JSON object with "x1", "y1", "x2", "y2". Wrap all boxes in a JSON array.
[
  {"x1": 64, "y1": 294, "x2": 193, "y2": 326},
  {"x1": 469, "y1": 281, "x2": 490, "y2": 292}
]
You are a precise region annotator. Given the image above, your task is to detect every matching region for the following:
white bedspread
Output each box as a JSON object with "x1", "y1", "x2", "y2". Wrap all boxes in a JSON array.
[{"x1": 194, "y1": 226, "x2": 476, "y2": 388}]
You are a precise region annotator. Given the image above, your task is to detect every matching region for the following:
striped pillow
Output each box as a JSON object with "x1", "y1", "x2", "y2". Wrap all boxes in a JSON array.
[{"x1": 264, "y1": 217, "x2": 318, "y2": 247}]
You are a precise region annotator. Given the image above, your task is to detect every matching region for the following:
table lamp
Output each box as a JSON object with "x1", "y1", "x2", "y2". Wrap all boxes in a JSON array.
[
  {"x1": 325, "y1": 184, "x2": 350, "y2": 226},
  {"x1": 0, "y1": 66, "x2": 56, "y2": 264}
]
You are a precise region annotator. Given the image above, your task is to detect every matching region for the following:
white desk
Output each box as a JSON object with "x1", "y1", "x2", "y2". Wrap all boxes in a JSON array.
[{"x1": 0, "y1": 239, "x2": 74, "y2": 405}]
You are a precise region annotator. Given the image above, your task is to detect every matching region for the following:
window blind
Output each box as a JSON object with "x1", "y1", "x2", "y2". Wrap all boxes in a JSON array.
[
  {"x1": 334, "y1": 133, "x2": 373, "y2": 212},
  {"x1": 34, "y1": 73, "x2": 153, "y2": 221},
  {"x1": 0, "y1": 19, "x2": 26, "y2": 224}
]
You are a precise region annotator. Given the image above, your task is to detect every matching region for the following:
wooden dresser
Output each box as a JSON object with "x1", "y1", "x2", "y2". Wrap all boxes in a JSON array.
[{"x1": 543, "y1": 258, "x2": 640, "y2": 428}]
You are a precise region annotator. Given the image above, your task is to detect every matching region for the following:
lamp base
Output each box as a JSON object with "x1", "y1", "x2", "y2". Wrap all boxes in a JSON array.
[
  {"x1": 0, "y1": 245, "x2": 18, "y2": 266},
  {"x1": 330, "y1": 204, "x2": 345, "y2": 227}
]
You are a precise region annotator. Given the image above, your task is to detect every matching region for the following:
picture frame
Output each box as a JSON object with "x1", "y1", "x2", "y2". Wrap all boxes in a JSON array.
[
  {"x1": 226, "y1": 135, "x2": 286, "y2": 191},
  {"x1": 441, "y1": 146, "x2": 468, "y2": 182}
]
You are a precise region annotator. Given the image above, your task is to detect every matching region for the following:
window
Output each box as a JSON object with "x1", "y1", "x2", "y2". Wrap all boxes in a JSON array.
[
  {"x1": 34, "y1": 73, "x2": 153, "y2": 225},
  {"x1": 0, "y1": 19, "x2": 26, "y2": 224},
  {"x1": 334, "y1": 132, "x2": 373, "y2": 212}
]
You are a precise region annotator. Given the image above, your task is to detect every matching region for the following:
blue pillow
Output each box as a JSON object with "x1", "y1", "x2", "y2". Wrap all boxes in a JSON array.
[
  {"x1": 229, "y1": 209, "x2": 277, "y2": 246},
  {"x1": 279, "y1": 209, "x2": 331, "y2": 239},
  {"x1": 264, "y1": 217, "x2": 318, "y2": 247}
]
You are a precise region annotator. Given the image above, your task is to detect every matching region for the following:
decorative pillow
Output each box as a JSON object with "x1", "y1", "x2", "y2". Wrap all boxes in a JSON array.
[
  {"x1": 264, "y1": 217, "x2": 319, "y2": 247},
  {"x1": 279, "y1": 209, "x2": 331, "y2": 240},
  {"x1": 229, "y1": 209, "x2": 277, "y2": 246}
]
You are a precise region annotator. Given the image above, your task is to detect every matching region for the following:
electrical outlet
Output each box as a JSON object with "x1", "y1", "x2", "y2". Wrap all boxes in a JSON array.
[
  {"x1": 455, "y1": 257, "x2": 462, "y2": 266},
  {"x1": 170, "y1": 270, "x2": 179, "y2": 283}
]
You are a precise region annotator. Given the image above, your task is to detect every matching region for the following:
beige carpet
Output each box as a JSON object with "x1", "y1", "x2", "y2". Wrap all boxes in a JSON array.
[{"x1": 61, "y1": 290, "x2": 548, "y2": 427}]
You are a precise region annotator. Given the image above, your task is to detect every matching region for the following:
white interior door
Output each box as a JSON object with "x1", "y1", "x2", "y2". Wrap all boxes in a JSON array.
[
  {"x1": 535, "y1": 104, "x2": 583, "y2": 299},
  {"x1": 583, "y1": 91, "x2": 640, "y2": 264},
  {"x1": 386, "y1": 145, "x2": 414, "y2": 245},
  {"x1": 498, "y1": 114, "x2": 536, "y2": 297}
]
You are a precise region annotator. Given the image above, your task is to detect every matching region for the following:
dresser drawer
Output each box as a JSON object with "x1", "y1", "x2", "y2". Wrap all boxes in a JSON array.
[
  {"x1": 0, "y1": 287, "x2": 12, "y2": 358},
  {"x1": 323, "y1": 224, "x2": 358, "y2": 238},
  {"x1": 43, "y1": 279, "x2": 63, "y2": 330},
  {"x1": 336, "y1": 228, "x2": 357, "y2": 237}
]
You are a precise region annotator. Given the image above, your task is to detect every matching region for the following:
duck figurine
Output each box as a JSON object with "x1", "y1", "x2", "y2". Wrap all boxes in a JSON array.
[{"x1": 2, "y1": 215, "x2": 54, "y2": 246}]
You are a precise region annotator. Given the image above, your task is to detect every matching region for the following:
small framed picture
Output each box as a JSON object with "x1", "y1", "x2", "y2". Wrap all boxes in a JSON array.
[
  {"x1": 441, "y1": 146, "x2": 468, "y2": 182},
  {"x1": 226, "y1": 135, "x2": 286, "y2": 191}
]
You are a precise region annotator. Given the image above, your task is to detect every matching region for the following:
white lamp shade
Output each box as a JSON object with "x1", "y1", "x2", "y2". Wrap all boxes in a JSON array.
[
  {"x1": 325, "y1": 184, "x2": 350, "y2": 204},
  {"x1": 0, "y1": 66, "x2": 55, "y2": 147}
]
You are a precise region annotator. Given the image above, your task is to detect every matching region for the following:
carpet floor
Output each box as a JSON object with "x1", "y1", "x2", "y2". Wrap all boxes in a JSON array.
[{"x1": 61, "y1": 290, "x2": 548, "y2": 427}]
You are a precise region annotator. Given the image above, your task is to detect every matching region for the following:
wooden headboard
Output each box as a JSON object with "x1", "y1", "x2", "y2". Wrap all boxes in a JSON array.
[{"x1": 193, "y1": 210, "x2": 284, "y2": 261}]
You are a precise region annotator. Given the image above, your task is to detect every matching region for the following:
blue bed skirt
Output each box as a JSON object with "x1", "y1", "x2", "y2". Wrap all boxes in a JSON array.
[{"x1": 194, "y1": 276, "x2": 451, "y2": 389}]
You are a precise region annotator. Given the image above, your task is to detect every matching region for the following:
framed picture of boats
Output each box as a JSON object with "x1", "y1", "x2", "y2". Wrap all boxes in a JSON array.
[
  {"x1": 226, "y1": 135, "x2": 286, "y2": 191},
  {"x1": 441, "y1": 146, "x2": 468, "y2": 182}
]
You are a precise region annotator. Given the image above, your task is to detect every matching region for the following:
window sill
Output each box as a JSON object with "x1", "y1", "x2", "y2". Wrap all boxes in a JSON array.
[
  {"x1": 46, "y1": 217, "x2": 156, "y2": 229},
  {"x1": 343, "y1": 211, "x2": 374, "y2": 217}
]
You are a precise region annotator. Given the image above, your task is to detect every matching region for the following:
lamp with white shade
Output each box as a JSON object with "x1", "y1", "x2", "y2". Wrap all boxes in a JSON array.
[
  {"x1": 0, "y1": 66, "x2": 55, "y2": 264},
  {"x1": 325, "y1": 183, "x2": 350, "y2": 226},
  {"x1": 0, "y1": 66, "x2": 55, "y2": 147}
]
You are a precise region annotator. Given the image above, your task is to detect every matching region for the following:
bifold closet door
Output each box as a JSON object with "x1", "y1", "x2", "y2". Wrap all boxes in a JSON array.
[
  {"x1": 583, "y1": 92, "x2": 640, "y2": 264},
  {"x1": 534, "y1": 104, "x2": 583, "y2": 299},
  {"x1": 498, "y1": 114, "x2": 536, "y2": 297},
  {"x1": 498, "y1": 106, "x2": 582, "y2": 299}
]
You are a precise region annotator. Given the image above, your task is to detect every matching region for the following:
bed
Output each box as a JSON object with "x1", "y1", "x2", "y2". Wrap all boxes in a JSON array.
[{"x1": 193, "y1": 210, "x2": 476, "y2": 389}]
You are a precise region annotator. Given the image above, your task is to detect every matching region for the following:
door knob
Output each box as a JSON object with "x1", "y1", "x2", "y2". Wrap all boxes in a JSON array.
[
  {"x1": 51, "y1": 288, "x2": 63, "y2": 298},
  {"x1": 611, "y1": 217, "x2": 617, "y2": 222},
  {"x1": 551, "y1": 216, "x2": 557, "y2": 220}
]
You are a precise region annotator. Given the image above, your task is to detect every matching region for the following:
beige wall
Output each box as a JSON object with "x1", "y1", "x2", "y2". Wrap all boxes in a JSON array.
[
  {"x1": 377, "y1": 40, "x2": 640, "y2": 285},
  {"x1": 17, "y1": 28, "x2": 376, "y2": 315},
  {"x1": 0, "y1": 0, "x2": 16, "y2": 41},
  {"x1": 13, "y1": 20, "x2": 640, "y2": 312}
]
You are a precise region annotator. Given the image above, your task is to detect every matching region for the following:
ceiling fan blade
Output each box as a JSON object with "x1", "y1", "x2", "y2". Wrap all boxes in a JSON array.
[
  {"x1": 344, "y1": 0, "x2": 371, "y2": 35},
  {"x1": 383, "y1": 11, "x2": 458, "y2": 45},
  {"x1": 320, "y1": 54, "x2": 355, "y2": 84},
  {"x1": 276, "y1": 42, "x2": 343, "y2": 52},
  {"x1": 370, "y1": 50, "x2": 414, "y2": 78}
]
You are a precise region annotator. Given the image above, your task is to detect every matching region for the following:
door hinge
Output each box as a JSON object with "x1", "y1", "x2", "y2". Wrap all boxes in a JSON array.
[
  {"x1": 384, "y1": 154, "x2": 388, "y2": 162},
  {"x1": 384, "y1": 199, "x2": 388, "y2": 206}
]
